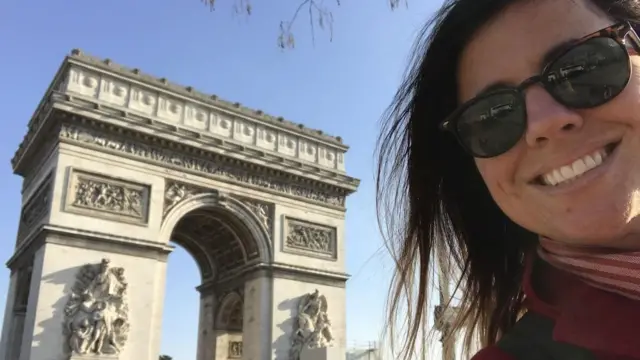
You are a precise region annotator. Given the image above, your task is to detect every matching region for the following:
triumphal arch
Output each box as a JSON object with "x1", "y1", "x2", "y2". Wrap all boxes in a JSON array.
[{"x1": 0, "y1": 49, "x2": 359, "y2": 360}]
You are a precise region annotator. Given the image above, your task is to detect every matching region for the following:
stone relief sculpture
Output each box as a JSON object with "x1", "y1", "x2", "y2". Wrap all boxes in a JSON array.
[
  {"x1": 163, "y1": 182, "x2": 204, "y2": 217},
  {"x1": 241, "y1": 199, "x2": 274, "y2": 237},
  {"x1": 290, "y1": 289, "x2": 334, "y2": 360},
  {"x1": 285, "y1": 219, "x2": 337, "y2": 259},
  {"x1": 64, "y1": 259, "x2": 129, "y2": 358},
  {"x1": 241, "y1": 200, "x2": 270, "y2": 228},
  {"x1": 59, "y1": 124, "x2": 348, "y2": 207},
  {"x1": 228, "y1": 341, "x2": 243, "y2": 358},
  {"x1": 73, "y1": 178, "x2": 143, "y2": 217}
]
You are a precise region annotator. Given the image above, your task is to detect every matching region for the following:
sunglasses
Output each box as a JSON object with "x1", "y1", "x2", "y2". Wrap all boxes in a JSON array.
[{"x1": 440, "y1": 22, "x2": 640, "y2": 158}]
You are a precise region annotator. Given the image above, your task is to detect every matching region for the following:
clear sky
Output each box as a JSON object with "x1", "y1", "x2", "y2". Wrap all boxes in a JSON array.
[{"x1": 0, "y1": 0, "x2": 443, "y2": 358}]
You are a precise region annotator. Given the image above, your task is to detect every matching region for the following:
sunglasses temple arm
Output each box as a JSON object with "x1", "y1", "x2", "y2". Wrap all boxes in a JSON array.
[
  {"x1": 440, "y1": 109, "x2": 461, "y2": 131},
  {"x1": 627, "y1": 24, "x2": 640, "y2": 54}
]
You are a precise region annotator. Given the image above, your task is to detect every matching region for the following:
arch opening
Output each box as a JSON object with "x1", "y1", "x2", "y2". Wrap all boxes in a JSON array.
[{"x1": 161, "y1": 193, "x2": 265, "y2": 360}]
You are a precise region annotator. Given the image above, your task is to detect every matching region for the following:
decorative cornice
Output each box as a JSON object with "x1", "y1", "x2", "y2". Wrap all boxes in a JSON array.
[
  {"x1": 6, "y1": 224, "x2": 174, "y2": 270},
  {"x1": 197, "y1": 262, "x2": 349, "y2": 293},
  {"x1": 12, "y1": 50, "x2": 356, "y2": 180},
  {"x1": 65, "y1": 49, "x2": 345, "y2": 146},
  {"x1": 12, "y1": 97, "x2": 359, "y2": 194},
  {"x1": 56, "y1": 120, "x2": 349, "y2": 207}
]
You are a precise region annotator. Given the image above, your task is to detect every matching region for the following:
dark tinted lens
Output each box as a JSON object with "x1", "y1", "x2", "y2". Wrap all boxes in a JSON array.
[
  {"x1": 545, "y1": 37, "x2": 630, "y2": 108},
  {"x1": 456, "y1": 91, "x2": 526, "y2": 157}
]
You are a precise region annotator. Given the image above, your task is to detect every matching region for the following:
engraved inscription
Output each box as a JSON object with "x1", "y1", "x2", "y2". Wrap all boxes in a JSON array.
[
  {"x1": 66, "y1": 169, "x2": 150, "y2": 224},
  {"x1": 60, "y1": 124, "x2": 346, "y2": 207},
  {"x1": 284, "y1": 218, "x2": 337, "y2": 259}
]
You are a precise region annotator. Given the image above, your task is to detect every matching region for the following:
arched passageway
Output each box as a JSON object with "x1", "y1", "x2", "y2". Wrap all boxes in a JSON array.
[{"x1": 161, "y1": 193, "x2": 271, "y2": 360}]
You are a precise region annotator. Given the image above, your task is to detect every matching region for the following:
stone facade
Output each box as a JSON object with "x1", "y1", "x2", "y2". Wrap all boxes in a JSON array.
[{"x1": 0, "y1": 50, "x2": 359, "y2": 360}]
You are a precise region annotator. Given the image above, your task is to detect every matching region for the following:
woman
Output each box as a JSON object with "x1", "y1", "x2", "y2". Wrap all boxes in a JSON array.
[{"x1": 376, "y1": 0, "x2": 640, "y2": 359}]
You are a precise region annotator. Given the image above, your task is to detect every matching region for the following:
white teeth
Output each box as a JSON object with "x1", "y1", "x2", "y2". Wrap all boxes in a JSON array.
[{"x1": 541, "y1": 148, "x2": 609, "y2": 186}]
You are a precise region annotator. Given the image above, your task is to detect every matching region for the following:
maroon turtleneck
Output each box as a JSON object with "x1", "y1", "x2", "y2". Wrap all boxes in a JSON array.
[{"x1": 472, "y1": 255, "x2": 640, "y2": 359}]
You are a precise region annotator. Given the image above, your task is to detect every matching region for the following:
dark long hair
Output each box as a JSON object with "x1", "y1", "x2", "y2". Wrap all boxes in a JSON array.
[{"x1": 376, "y1": 0, "x2": 640, "y2": 358}]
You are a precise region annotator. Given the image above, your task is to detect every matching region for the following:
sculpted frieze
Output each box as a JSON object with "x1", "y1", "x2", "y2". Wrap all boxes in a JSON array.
[
  {"x1": 284, "y1": 218, "x2": 337, "y2": 260},
  {"x1": 163, "y1": 181, "x2": 207, "y2": 217},
  {"x1": 229, "y1": 341, "x2": 243, "y2": 358},
  {"x1": 238, "y1": 198, "x2": 273, "y2": 236},
  {"x1": 17, "y1": 174, "x2": 52, "y2": 244},
  {"x1": 59, "y1": 124, "x2": 346, "y2": 207},
  {"x1": 290, "y1": 289, "x2": 335, "y2": 360},
  {"x1": 64, "y1": 259, "x2": 129, "y2": 357},
  {"x1": 66, "y1": 169, "x2": 150, "y2": 225}
]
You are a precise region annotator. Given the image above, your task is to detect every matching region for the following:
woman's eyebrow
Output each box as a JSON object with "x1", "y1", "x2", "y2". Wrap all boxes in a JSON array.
[
  {"x1": 541, "y1": 37, "x2": 579, "y2": 67},
  {"x1": 473, "y1": 37, "x2": 580, "y2": 97}
]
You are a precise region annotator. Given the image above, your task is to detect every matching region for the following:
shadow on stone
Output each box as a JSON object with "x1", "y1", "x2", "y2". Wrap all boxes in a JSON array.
[
  {"x1": 273, "y1": 295, "x2": 300, "y2": 360},
  {"x1": 31, "y1": 265, "x2": 82, "y2": 360}
]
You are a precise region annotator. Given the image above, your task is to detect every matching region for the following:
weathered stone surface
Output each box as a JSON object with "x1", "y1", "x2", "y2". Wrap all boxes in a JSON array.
[{"x1": 1, "y1": 50, "x2": 358, "y2": 360}]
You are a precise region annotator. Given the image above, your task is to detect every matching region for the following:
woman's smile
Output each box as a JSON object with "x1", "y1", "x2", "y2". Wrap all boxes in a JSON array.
[
  {"x1": 530, "y1": 139, "x2": 620, "y2": 194},
  {"x1": 539, "y1": 146, "x2": 610, "y2": 186},
  {"x1": 378, "y1": 0, "x2": 640, "y2": 358}
]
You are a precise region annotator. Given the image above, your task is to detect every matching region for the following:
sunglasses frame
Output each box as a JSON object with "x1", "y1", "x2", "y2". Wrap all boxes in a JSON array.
[{"x1": 439, "y1": 22, "x2": 640, "y2": 158}]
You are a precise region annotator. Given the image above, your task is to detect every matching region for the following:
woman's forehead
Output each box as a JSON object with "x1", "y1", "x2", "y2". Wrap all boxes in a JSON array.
[{"x1": 457, "y1": 0, "x2": 612, "y2": 101}]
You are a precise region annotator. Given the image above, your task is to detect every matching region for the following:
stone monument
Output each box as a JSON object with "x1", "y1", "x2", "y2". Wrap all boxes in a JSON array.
[
  {"x1": 0, "y1": 49, "x2": 359, "y2": 360},
  {"x1": 290, "y1": 289, "x2": 337, "y2": 360},
  {"x1": 65, "y1": 259, "x2": 129, "y2": 359}
]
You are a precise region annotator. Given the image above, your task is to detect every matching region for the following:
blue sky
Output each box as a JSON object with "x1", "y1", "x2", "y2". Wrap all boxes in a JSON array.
[{"x1": 0, "y1": 0, "x2": 442, "y2": 358}]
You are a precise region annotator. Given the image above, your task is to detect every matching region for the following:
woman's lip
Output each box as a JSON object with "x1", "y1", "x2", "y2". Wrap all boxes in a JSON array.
[
  {"x1": 528, "y1": 140, "x2": 622, "y2": 185},
  {"x1": 529, "y1": 140, "x2": 620, "y2": 194}
]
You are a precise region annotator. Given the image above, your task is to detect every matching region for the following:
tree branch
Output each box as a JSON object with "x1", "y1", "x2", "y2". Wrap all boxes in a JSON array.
[{"x1": 201, "y1": 0, "x2": 406, "y2": 49}]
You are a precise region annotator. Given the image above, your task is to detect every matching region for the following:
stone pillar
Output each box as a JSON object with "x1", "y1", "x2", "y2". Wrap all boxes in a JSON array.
[
  {"x1": 0, "y1": 271, "x2": 19, "y2": 360},
  {"x1": 7, "y1": 266, "x2": 32, "y2": 360},
  {"x1": 14, "y1": 237, "x2": 170, "y2": 360},
  {"x1": 196, "y1": 291, "x2": 217, "y2": 360},
  {"x1": 18, "y1": 245, "x2": 46, "y2": 360},
  {"x1": 241, "y1": 272, "x2": 273, "y2": 360}
]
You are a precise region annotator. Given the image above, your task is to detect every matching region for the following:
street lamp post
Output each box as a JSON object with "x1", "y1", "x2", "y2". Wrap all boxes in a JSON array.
[{"x1": 434, "y1": 244, "x2": 457, "y2": 360}]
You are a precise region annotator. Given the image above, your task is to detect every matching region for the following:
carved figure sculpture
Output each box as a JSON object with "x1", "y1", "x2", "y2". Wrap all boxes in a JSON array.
[
  {"x1": 290, "y1": 289, "x2": 334, "y2": 360},
  {"x1": 64, "y1": 259, "x2": 129, "y2": 356}
]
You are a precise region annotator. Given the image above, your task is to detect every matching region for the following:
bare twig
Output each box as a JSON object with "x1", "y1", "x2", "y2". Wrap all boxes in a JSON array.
[
  {"x1": 201, "y1": 0, "x2": 406, "y2": 49},
  {"x1": 277, "y1": 0, "x2": 337, "y2": 49}
]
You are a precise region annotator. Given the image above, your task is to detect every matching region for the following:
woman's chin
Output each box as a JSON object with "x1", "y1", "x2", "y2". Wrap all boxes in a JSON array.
[{"x1": 545, "y1": 215, "x2": 639, "y2": 249}]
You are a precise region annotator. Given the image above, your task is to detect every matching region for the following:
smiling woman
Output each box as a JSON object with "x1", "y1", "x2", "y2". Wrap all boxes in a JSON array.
[{"x1": 376, "y1": 0, "x2": 640, "y2": 359}]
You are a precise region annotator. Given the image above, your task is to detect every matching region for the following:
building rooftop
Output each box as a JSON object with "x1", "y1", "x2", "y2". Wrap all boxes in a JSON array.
[{"x1": 66, "y1": 49, "x2": 347, "y2": 148}]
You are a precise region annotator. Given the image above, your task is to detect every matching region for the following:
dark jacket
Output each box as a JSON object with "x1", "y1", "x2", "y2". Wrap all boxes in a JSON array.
[{"x1": 471, "y1": 256, "x2": 640, "y2": 360}]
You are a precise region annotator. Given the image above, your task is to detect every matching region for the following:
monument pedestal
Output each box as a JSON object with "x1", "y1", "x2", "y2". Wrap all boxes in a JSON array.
[
  {"x1": 70, "y1": 355, "x2": 118, "y2": 360},
  {"x1": 300, "y1": 347, "x2": 345, "y2": 360}
]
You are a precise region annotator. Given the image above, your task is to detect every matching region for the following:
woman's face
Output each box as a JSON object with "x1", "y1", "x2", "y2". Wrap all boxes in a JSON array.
[{"x1": 458, "y1": 0, "x2": 640, "y2": 247}]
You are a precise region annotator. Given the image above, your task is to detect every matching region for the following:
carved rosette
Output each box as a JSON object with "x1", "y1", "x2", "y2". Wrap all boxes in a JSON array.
[
  {"x1": 290, "y1": 289, "x2": 335, "y2": 360},
  {"x1": 284, "y1": 218, "x2": 337, "y2": 260},
  {"x1": 63, "y1": 259, "x2": 129, "y2": 357}
]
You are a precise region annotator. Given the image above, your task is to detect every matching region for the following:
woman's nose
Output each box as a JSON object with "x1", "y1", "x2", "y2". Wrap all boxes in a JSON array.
[{"x1": 524, "y1": 86, "x2": 584, "y2": 148}]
